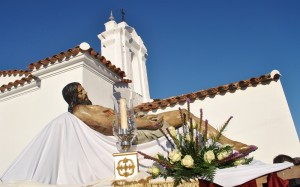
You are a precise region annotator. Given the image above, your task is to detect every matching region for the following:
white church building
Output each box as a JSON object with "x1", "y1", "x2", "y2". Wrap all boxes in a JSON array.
[{"x1": 0, "y1": 12, "x2": 299, "y2": 175}]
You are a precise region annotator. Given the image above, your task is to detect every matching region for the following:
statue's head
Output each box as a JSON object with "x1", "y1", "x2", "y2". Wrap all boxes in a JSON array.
[{"x1": 62, "y1": 82, "x2": 92, "y2": 113}]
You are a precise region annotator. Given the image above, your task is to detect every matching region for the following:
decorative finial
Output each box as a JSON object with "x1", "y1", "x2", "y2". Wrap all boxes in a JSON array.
[
  {"x1": 120, "y1": 8, "x2": 125, "y2": 22},
  {"x1": 79, "y1": 42, "x2": 90, "y2": 51},
  {"x1": 109, "y1": 10, "x2": 114, "y2": 21}
]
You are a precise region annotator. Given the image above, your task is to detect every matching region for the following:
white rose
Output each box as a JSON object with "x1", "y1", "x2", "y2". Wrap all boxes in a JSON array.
[
  {"x1": 234, "y1": 158, "x2": 246, "y2": 166},
  {"x1": 217, "y1": 151, "x2": 230, "y2": 160},
  {"x1": 204, "y1": 150, "x2": 215, "y2": 163},
  {"x1": 168, "y1": 126, "x2": 177, "y2": 137},
  {"x1": 147, "y1": 165, "x2": 160, "y2": 176},
  {"x1": 181, "y1": 155, "x2": 194, "y2": 168},
  {"x1": 168, "y1": 149, "x2": 182, "y2": 163}
]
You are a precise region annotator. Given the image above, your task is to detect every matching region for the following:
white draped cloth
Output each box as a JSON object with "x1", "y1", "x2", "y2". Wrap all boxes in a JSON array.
[{"x1": 0, "y1": 113, "x2": 293, "y2": 187}]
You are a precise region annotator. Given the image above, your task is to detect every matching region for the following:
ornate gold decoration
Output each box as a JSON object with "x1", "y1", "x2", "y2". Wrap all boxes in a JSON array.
[
  {"x1": 112, "y1": 177, "x2": 198, "y2": 187},
  {"x1": 116, "y1": 157, "x2": 135, "y2": 177}
]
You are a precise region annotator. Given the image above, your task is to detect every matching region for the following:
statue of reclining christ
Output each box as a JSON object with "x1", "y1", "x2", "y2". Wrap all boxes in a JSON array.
[{"x1": 62, "y1": 82, "x2": 251, "y2": 152}]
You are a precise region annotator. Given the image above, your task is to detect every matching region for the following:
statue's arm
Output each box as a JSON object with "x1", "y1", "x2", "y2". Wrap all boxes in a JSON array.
[
  {"x1": 73, "y1": 105, "x2": 163, "y2": 134},
  {"x1": 160, "y1": 109, "x2": 225, "y2": 136},
  {"x1": 159, "y1": 109, "x2": 250, "y2": 151},
  {"x1": 135, "y1": 114, "x2": 164, "y2": 130}
]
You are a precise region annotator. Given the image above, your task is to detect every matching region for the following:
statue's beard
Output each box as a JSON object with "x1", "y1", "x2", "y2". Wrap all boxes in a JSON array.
[{"x1": 78, "y1": 96, "x2": 92, "y2": 105}]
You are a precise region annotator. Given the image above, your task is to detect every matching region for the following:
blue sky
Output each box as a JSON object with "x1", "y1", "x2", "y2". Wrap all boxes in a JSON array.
[{"x1": 0, "y1": 1, "x2": 299, "y2": 138}]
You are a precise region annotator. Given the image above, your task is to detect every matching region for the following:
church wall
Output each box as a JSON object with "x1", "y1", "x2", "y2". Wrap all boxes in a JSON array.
[
  {"x1": 131, "y1": 53, "x2": 142, "y2": 95},
  {"x1": 0, "y1": 55, "x2": 120, "y2": 174},
  {"x1": 0, "y1": 65, "x2": 84, "y2": 174},
  {"x1": 148, "y1": 79, "x2": 299, "y2": 163},
  {"x1": 99, "y1": 21, "x2": 150, "y2": 102},
  {"x1": 79, "y1": 53, "x2": 122, "y2": 109},
  {"x1": 139, "y1": 57, "x2": 150, "y2": 102},
  {"x1": 126, "y1": 31, "x2": 150, "y2": 102},
  {"x1": 99, "y1": 28, "x2": 123, "y2": 71},
  {"x1": 0, "y1": 86, "x2": 41, "y2": 174},
  {"x1": 82, "y1": 66, "x2": 115, "y2": 109}
]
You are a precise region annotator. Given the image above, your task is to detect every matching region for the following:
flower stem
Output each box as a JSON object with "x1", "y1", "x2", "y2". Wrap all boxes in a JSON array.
[{"x1": 138, "y1": 151, "x2": 174, "y2": 169}]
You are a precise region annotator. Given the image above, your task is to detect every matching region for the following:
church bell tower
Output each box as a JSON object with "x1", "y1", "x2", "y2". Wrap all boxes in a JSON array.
[{"x1": 98, "y1": 11, "x2": 150, "y2": 102}]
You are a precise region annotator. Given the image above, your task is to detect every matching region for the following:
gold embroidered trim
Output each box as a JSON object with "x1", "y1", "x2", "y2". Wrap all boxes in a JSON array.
[{"x1": 112, "y1": 177, "x2": 198, "y2": 187}]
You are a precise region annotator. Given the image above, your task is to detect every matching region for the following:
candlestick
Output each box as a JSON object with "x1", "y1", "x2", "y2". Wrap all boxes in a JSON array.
[
  {"x1": 119, "y1": 98, "x2": 128, "y2": 129},
  {"x1": 112, "y1": 91, "x2": 137, "y2": 153}
]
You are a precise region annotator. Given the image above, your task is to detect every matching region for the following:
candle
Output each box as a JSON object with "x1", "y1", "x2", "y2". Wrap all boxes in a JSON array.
[{"x1": 119, "y1": 98, "x2": 128, "y2": 129}]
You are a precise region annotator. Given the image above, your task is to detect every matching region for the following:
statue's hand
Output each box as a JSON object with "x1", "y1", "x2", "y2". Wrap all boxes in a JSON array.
[
  {"x1": 146, "y1": 115, "x2": 164, "y2": 130},
  {"x1": 136, "y1": 114, "x2": 163, "y2": 130}
]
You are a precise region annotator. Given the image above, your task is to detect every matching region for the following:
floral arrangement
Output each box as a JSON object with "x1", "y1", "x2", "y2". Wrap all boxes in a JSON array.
[{"x1": 138, "y1": 100, "x2": 257, "y2": 186}]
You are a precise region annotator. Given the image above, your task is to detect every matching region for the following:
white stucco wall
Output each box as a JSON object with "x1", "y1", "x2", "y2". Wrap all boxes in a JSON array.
[
  {"x1": 0, "y1": 70, "x2": 81, "y2": 174},
  {"x1": 148, "y1": 78, "x2": 299, "y2": 163},
  {"x1": 0, "y1": 53, "x2": 121, "y2": 174},
  {"x1": 81, "y1": 55, "x2": 120, "y2": 108},
  {"x1": 98, "y1": 20, "x2": 150, "y2": 102}
]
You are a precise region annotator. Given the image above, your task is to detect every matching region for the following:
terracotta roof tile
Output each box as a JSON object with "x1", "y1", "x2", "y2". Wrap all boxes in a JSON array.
[
  {"x1": 134, "y1": 72, "x2": 280, "y2": 112},
  {"x1": 0, "y1": 70, "x2": 31, "y2": 77},
  {"x1": 186, "y1": 93, "x2": 197, "y2": 100},
  {"x1": 121, "y1": 78, "x2": 132, "y2": 83},
  {"x1": 1, "y1": 45, "x2": 131, "y2": 93},
  {"x1": 196, "y1": 90, "x2": 208, "y2": 98},
  {"x1": 161, "y1": 100, "x2": 169, "y2": 107},
  {"x1": 207, "y1": 88, "x2": 218, "y2": 95},
  {"x1": 0, "y1": 75, "x2": 36, "y2": 93},
  {"x1": 228, "y1": 83, "x2": 238, "y2": 91},
  {"x1": 238, "y1": 80, "x2": 250, "y2": 88},
  {"x1": 169, "y1": 97, "x2": 178, "y2": 104},
  {"x1": 217, "y1": 85, "x2": 228, "y2": 93},
  {"x1": 249, "y1": 77, "x2": 260, "y2": 85},
  {"x1": 26, "y1": 46, "x2": 128, "y2": 79},
  {"x1": 178, "y1": 96, "x2": 187, "y2": 103}
]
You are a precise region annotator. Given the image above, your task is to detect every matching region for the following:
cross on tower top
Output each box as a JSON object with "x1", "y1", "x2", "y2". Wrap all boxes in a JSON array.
[{"x1": 120, "y1": 8, "x2": 125, "y2": 22}]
